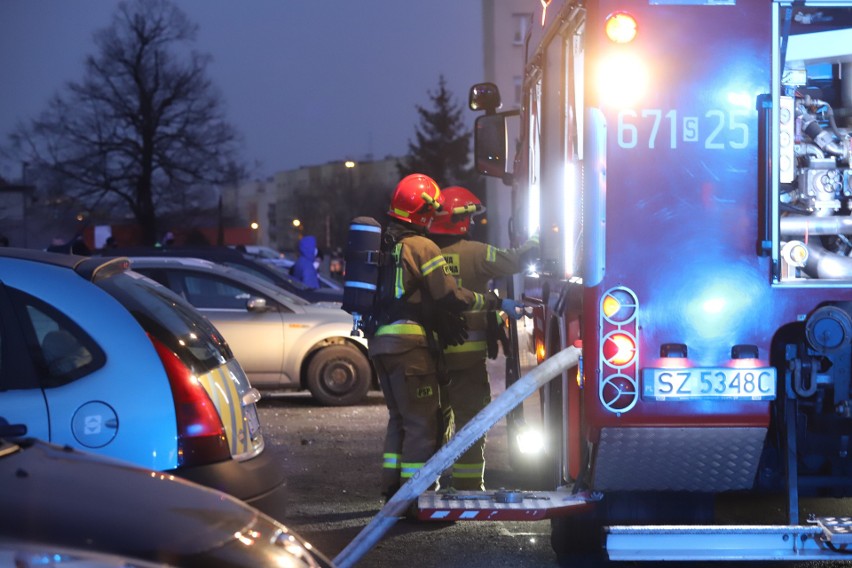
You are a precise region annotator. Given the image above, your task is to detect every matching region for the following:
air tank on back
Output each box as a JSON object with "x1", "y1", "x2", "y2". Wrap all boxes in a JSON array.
[{"x1": 342, "y1": 216, "x2": 382, "y2": 336}]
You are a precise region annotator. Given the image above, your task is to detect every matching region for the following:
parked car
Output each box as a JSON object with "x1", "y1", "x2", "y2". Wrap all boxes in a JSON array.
[
  {"x1": 127, "y1": 256, "x2": 373, "y2": 406},
  {"x1": 235, "y1": 244, "x2": 289, "y2": 260},
  {"x1": 0, "y1": 248, "x2": 282, "y2": 501},
  {"x1": 233, "y1": 245, "x2": 344, "y2": 292},
  {"x1": 252, "y1": 256, "x2": 344, "y2": 292},
  {"x1": 104, "y1": 246, "x2": 343, "y2": 305},
  {"x1": 0, "y1": 426, "x2": 332, "y2": 568}
]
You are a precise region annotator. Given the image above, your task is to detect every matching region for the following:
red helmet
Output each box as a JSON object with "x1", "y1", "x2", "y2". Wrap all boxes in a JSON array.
[
  {"x1": 428, "y1": 186, "x2": 485, "y2": 235},
  {"x1": 387, "y1": 174, "x2": 443, "y2": 227}
]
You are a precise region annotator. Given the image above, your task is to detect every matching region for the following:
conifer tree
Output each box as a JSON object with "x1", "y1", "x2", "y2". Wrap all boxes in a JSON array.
[{"x1": 398, "y1": 75, "x2": 477, "y2": 189}]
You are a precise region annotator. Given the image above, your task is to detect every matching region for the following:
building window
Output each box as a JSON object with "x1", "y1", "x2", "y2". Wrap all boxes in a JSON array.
[
  {"x1": 513, "y1": 13, "x2": 532, "y2": 45},
  {"x1": 514, "y1": 75, "x2": 523, "y2": 106}
]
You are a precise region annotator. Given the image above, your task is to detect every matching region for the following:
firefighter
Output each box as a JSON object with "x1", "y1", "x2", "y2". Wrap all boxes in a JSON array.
[
  {"x1": 369, "y1": 173, "x2": 524, "y2": 502},
  {"x1": 428, "y1": 185, "x2": 539, "y2": 491}
]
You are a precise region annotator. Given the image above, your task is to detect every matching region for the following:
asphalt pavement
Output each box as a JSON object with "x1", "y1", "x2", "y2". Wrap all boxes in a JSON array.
[{"x1": 251, "y1": 356, "x2": 559, "y2": 568}]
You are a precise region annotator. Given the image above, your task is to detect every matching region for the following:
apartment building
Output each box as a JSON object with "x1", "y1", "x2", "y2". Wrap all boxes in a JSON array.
[{"x1": 481, "y1": 0, "x2": 532, "y2": 248}]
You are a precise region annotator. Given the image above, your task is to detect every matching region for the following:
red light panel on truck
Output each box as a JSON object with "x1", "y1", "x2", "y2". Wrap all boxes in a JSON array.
[{"x1": 599, "y1": 287, "x2": 640, "y2": 414}]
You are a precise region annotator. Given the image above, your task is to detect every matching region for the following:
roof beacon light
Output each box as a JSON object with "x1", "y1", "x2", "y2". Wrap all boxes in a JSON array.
[{"x1": 605, "y1": 12, "x2": 637, "y2": 44}]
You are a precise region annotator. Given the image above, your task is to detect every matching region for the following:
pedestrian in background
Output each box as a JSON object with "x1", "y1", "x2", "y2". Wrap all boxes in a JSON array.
[
  {"x1": 429, "y1": 185, "x2": 539, "y2": 491},
  {"x1": 290, "y1": 234, "x2": 320, "y2": 289}
]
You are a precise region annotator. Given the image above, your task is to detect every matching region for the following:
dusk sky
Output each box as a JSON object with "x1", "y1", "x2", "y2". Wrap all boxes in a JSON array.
[{"x1": 0, "y1": 0, "x2": 484, "y2": 181}]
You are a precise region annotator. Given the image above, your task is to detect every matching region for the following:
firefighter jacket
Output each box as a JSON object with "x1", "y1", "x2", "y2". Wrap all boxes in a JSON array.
[
  {"x1": 437, "y1": 235, "x2": 540, "y2": 370},
  {"x1": 369, "y1": 226, "x2": 494, "y2": 358}
]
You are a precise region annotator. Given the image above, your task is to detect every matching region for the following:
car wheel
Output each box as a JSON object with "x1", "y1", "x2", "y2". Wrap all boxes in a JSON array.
[{"x1": 306, "y1": 344, "x2": 371, "y2": 406}]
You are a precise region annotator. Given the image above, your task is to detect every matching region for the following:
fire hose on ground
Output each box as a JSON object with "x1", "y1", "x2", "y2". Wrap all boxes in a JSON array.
[{"x1": 333, "y1": 346, "x2": 581, "y2": 568}]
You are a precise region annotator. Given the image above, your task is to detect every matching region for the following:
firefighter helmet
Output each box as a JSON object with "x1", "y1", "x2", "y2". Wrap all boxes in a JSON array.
[
  {"x1": 429, "y1": 186, "x2": 485, "y2": 235},
  {"x1": 387, "y1": 174, "x2": 442, "y2": 227}
]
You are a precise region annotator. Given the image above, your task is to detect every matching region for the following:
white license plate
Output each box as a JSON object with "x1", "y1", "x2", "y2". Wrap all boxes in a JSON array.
[
  {"x1": 245, "y1": 404, "x2": 261, "y2": 440},
  {"x1": 642, "y1": 367, "x2": 776, "y2": 401}
]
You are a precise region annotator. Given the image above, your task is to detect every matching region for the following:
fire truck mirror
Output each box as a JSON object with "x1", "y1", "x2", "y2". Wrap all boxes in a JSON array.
[{"x1": 475, "y1": 113, "x2": 514, "y2": 183}]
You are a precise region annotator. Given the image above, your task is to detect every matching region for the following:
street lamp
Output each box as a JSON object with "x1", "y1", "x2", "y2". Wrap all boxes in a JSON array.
[{"x1": 291, "y1": 218, "x2": 303, "y2": 248}]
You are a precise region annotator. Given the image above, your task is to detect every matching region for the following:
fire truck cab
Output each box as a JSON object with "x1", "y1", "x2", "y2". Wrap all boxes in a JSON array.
[{"x1": 450, "y1": 0, "x2": 852, "y2": 563}]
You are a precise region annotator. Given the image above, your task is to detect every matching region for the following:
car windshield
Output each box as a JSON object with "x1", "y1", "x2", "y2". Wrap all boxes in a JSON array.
[
  {"x1": 95, "y1": 270, "x2": 232, "y2": 374},
  {"x1": 248, "y1": 246, "x2": 284, "y2": 259}
]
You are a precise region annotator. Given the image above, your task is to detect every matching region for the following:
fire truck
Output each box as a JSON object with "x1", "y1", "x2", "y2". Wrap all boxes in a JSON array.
[{"x1": 432, "y1": 0, "x2": 852, "y2": 563}]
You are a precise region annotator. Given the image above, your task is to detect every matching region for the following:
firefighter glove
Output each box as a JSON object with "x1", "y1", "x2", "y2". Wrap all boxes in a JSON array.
[{"x1": 501, "y1": 298, "x2": 525, "y2": 320}]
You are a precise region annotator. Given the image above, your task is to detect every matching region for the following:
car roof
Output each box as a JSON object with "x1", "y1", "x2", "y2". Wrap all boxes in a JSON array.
[
  {"x1": 104, "y1": 246, "x2": 290, "y2": 277},
  {"x1": 0, "y1": 247, "x2": 131, "y2": 282},
  {"x1": 100, "y1": 246, "x2": 343, "y2": 304},
  {"x1": 127, "y1": 256, "x2": 311, "y2": 306},
  {"x1": 125, "y1": 256, "x2": 220, "y2": 269},
  {"x1": 106, "y1": 246, "x2": 246, "y2": 259}
]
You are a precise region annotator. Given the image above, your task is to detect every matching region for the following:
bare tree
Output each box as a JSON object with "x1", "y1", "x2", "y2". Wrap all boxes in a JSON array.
[{"x1": 8, "y1": 0, "x2": 243, "y2": 245}]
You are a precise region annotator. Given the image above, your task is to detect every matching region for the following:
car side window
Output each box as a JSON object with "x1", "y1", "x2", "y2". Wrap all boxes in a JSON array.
[
  {"x1": 9, "y1": 289, "x2": 106, "y2": 387},
  {"x1": 182, "y1": 273, "x2": 272, "y2": 311},
  {"x1": 133, "y1": 267, "x2": 170, "y2": 288},
  {"x1": 221, "y1": 261, "x2": 279, "y2": 286}
]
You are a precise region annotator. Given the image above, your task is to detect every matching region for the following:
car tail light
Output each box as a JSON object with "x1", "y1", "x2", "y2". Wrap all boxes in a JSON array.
[{"x1": 149, "y1": 335, "x2": 230, "y2": 466}]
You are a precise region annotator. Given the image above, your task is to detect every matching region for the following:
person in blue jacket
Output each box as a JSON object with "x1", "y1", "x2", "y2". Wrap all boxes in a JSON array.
[{"x1": 290, "y1": 234, "x2": 320, "y2": 289}]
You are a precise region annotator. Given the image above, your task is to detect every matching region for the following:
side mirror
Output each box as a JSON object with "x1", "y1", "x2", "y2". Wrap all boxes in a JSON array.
[
  {"x1": 246, "y1": 297, "x2": 268, "y2": 312},
  {"x1": 474, "y1": 112, "x2": 518, "y2": 184}
]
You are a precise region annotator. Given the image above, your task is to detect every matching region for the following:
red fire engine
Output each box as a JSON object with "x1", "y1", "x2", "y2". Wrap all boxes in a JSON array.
[{"x1": 423, "y1": 0, "x2": 852, "y2": 563}]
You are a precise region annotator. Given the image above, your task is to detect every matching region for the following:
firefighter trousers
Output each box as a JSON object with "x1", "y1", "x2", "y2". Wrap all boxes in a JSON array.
[
  {"x1": 372, "y1": 345, "x2": 443, "y2": 499},
  {"x1": 441, "y1": 359, "x2": 491, "y2": 491}
]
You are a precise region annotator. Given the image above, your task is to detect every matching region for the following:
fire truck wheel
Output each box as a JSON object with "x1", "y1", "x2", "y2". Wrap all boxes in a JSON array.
[{"x1": 306, "y1": 344, "x2": 371, "y2": 406}]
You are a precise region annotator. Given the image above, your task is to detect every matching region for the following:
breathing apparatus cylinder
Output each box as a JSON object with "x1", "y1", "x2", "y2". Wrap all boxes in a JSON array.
[{"x1": 342, "y1": 216, "x2": 383, "y2": 336}]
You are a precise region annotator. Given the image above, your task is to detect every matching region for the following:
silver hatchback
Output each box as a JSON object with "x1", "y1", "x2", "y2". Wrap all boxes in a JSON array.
[{"x1": 128, "y1": 257, "x2": 373, "y2": 406}]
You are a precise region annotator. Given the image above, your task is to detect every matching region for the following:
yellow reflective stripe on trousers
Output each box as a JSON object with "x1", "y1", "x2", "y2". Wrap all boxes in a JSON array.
[
  {"x1": 472, "y1": 292, "x2": 484, "y2": 311},
  {"x1": 444, "y1": 340, "x2": 487, "y2": 354},
  {"x1": 452, "y1": 462, "x2": 485, "y2": 478},
  {"x1": 420, "y1": 254, "x2": 446, "y2": 276},
  {"x1": 383, "y1": 453, "x2": 401, "y2": 469},
  {"x1": 375, "y1": 323, "x2": 426, "y2": 336},
  {"x1": 400, "y1": 462, "x2": 426, "y2": 478}
]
